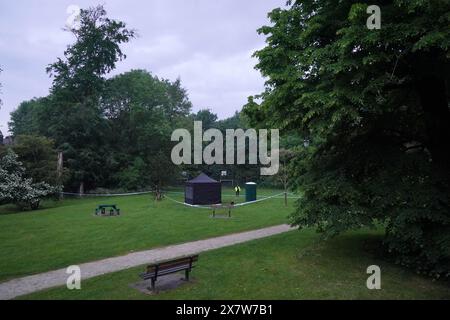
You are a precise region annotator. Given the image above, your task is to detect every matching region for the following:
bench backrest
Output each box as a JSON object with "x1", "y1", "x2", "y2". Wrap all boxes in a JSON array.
[
  {"x1": 97, "y1": 205, "x2": 117, "y2": 211},
  {"x1": 146, "y1": 255, "x2": 198, "y2": 274}
]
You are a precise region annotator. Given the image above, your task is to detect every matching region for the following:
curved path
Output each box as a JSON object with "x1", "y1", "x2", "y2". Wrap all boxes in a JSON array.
[{"x1": 0, "y1": 224, "x2": 294, "y2": 300}]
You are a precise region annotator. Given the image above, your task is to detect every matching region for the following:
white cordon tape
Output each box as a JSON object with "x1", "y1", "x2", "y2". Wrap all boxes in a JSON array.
[
  {"x1": 163, "y1": 195, "x2": 215, "y2": 209},
  {"x1": 61, "y1": 190, "x2": 301, "y2": 200},
  {"x1": 233, "y1": 192, "x2": 285, "y2": 207},
  {"x1": 163, "y1": 191, "x2": 301, "y2": 199},
  {"x1": 164, "y1": 192, "x2": 286, "y2": 210},
  {"x1": 61, "y1": 191, "x2": 155, "y2": 197}
]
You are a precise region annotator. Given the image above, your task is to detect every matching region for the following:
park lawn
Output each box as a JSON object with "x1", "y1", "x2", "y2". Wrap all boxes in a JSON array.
[
  {"x1": 19, "y1": 229, "x2": 450, "y2": 300},
  {"x1": 0, "y1": 188, "x2": 292, "y2": 282}
]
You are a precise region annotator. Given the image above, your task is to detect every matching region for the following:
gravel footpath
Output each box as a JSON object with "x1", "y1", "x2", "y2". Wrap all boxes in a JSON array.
[{"x1": 0, "y1": 224, "x2": 294, "y2": 300}]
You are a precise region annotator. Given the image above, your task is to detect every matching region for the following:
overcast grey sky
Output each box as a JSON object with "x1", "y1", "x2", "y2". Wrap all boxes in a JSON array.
[{"x1": 0, "y1": 0, "x2": 287, "y2": 135}]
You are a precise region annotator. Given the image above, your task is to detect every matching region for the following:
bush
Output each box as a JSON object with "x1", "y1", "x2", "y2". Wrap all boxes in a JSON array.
[{"x1": 0, "y1": 150, "x2": 61, "y2": 210}]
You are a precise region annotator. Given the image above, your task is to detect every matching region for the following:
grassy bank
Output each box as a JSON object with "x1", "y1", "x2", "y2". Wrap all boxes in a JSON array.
[{"x1": 19, "y1": 230, "x2": 450, "y2": 299}]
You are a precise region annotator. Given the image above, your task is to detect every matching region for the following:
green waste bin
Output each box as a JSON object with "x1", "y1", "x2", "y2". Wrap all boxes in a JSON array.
[{"x1": 245, "y1": 182, "x2": 257, "y2": 202}]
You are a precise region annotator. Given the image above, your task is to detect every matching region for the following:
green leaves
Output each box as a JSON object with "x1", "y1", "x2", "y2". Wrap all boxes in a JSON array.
[
  {"x1": 348, "y1": 3, "x2": 367, "y2": 23},
  {"x1": 245, "y1": 0, "x2": 450, "y2": 277},
  {"x1": 40, "y1": 5, "x2": 137, "y2": 191},
  {"x1": 47, "y1": 5, "x2": 136, "y2": 100}
]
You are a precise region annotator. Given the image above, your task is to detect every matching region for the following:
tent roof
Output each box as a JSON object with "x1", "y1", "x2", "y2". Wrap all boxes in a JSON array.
[{"x1": 187, "y1": 173, "x2": 219, "y2": 184}]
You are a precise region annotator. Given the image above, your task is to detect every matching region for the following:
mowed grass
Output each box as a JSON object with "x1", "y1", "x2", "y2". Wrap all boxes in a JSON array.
[
  {"x1": 19, "y1": 229, "x2": 450, "y2": 300},
  {"x1": 0, "y1": 188, "x2": 292, "y2": 282}
]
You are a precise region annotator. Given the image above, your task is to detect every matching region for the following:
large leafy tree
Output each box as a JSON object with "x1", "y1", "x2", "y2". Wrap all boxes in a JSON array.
[
  {"x1": 7, "y1": 135, "x2": 65, "y2": 185},
  {"x1": 194, "y1": 109, "x2": 219, "y2": 129},
  {"x1": 100, "y1": 69, "x2": 192, "y2": 190},
  {"x1": 9, "y1": 98, "x2": 50, "y2": 136},
  {"x1": 44, "y1": 5, "x2": 135, "y2": 192},
  {"x1": 245, "y1": 0, "x2": 450, "y2": 277}
]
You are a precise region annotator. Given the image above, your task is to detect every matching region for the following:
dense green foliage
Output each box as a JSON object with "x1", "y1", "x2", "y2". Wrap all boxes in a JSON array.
[
  {"x1": 8, "y1": 98, "x2": 49, "y2": 135},
  {"x1": 0, "y1": 135, "x2": 65, "y2": 185},
  {"x1": 99, "y1": 69, "x2": 193, "y2": 190},
  {"x1": 244, "y1": 0, "x2": 450, "y2": 277}
]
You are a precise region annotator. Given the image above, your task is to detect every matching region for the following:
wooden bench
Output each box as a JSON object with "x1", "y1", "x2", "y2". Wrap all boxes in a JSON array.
[
  {"x1": 211, "y1": 202, "x2": 235, "y2": 218},
  {"x1": 140, "y1": 255, "x2": 199, "y2": 291},
  {"x1": 95, "y1": 204, "x2": 120, "y2": 216}
]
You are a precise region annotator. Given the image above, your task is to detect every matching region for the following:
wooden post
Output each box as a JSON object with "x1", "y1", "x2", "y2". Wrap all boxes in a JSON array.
[
  {"x1": 57, "y1": 151, "x2": 63, "y2": 199},
  {"x1": 186, "y1": 257, "x2": 193, "y2": 281},
  {"x1": 284, "y1": 179, "x2": 288, "y2": 206},
  {"x1": 79, "y1": 182, "x2": 84, "y2": 197},
  {"x1": 151, "y1": 278, "x2": 156, "y2": 291}
]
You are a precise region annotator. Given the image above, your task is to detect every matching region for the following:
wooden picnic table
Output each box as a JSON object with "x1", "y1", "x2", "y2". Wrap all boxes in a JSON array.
[{"x1": 95, "y1": 204, "x2": 120, "y2": 216}]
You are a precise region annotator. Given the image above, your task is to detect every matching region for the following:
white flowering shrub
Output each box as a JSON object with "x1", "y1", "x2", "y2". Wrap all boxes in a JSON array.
[{"x1": 0, "y1": 150, "x2": 61, "y2": 210}]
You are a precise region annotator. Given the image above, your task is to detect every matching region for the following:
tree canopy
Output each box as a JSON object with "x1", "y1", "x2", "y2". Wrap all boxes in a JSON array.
[
  {"x1": 0, "y1": 135, "x2": 64, "y2": 186},
  {"x1": 244, "y1": 0, "x2": 450, "y2": 277},
  {"x1": 46, "y1": 5, "x2": 136, "y2": 100}
]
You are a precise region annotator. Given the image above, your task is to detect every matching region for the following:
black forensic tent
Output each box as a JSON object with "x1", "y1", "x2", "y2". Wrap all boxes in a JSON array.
[{"x1": 185, "y1": 173, "x2": 222, "y2": 205}]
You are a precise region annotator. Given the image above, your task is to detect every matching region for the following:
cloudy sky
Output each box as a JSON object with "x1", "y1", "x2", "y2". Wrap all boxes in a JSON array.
[{"x1": 0, "y1": 0, "x2": 287, "y2": 135}]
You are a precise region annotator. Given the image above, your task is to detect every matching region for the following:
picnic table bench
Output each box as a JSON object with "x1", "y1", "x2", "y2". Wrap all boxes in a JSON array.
[
  {"x1": 140, "y1": 255, "x2": 199, "y2": 291},
  {"x1": 211, "y1": 202, "x2": 235, "y2": 218},
  {"x1": 95, "y1": 204, "x2": 120, "y2": 216}
]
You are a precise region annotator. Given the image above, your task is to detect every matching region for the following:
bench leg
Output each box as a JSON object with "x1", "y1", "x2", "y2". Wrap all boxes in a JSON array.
[
  {"x1": 150, "y1": 278, "x2": 156, "y2": 291},
  {"x1": 185, "y1": 269, "x2": 190, "y2": 281}
]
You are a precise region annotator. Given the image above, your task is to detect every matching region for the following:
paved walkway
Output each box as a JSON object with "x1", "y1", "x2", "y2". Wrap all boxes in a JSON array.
[{"x1": 0, "y1": 224, "x2": 294, "y2": 300}]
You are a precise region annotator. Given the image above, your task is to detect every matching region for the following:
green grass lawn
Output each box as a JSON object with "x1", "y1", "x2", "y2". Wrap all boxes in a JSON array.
[
  {"x1": 0, "y1": 188, "x2": 292, "y2": 282},
  {"x1": 19, "y1": 229, "x2": 450, "y2": 300}
]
